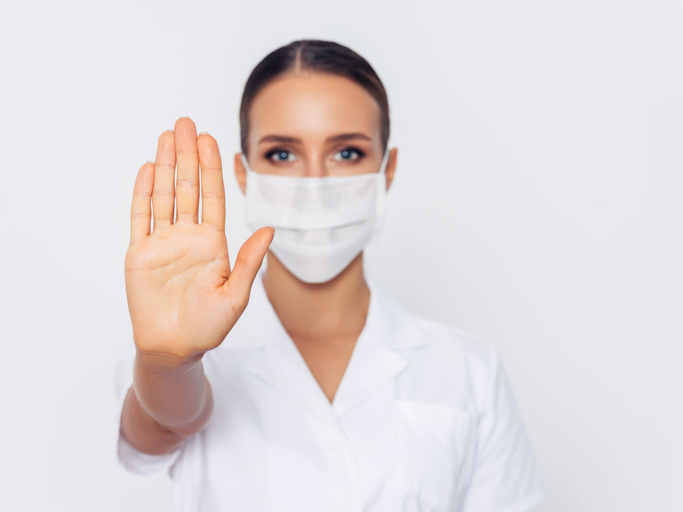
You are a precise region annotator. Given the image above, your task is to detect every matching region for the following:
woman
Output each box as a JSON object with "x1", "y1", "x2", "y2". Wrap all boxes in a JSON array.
[{"x1": 116, "y1": 39, "x2": 545, "y2": 512}]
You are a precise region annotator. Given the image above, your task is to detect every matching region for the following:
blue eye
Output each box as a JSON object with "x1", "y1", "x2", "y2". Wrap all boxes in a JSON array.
[
  {"x1": 266, "y1": 149, "x2": 295, "y2": 162},
  {"x1": 333, "y1": 147, "x2": 365, "y2": 161}
]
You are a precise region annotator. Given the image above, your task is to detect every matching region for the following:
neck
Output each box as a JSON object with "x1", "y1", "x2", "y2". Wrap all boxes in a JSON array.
[{"x1": 262, "y1": 252, "x2": 370, "y2": 340}]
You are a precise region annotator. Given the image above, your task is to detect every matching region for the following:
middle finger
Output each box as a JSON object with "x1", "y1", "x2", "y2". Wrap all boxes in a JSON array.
[{"x1": 174, "y1": 117, "x2": 200, "y2": 223}]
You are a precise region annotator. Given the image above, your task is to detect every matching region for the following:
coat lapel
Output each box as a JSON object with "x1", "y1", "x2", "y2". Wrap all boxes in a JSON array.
[
  {"x1": 331, "y1": 274, "x2": 426, "y2": 417},
  {"x1": 221, "y1": 270, "x2": 426, "y2": 425},
  {"x1": 231, "y1": 272, "x2": 341, "y2": 426},
  {"x1": 245, "y1": 345, "x2": 341, "y2": 426}
]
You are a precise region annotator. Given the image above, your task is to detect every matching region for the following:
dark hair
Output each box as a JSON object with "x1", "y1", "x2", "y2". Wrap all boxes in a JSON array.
[{"x1": 239, "y1": 39, "x2": 390, "y2": 158}]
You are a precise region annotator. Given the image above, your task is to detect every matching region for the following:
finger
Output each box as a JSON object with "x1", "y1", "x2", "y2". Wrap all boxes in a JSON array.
[
  {"x1": 197, "y1": 132, "x2": 225, "y2": 231},
  {"x1": 130, "y1": 162, "x2": 155, "y2": 244},
  {"x1": 174, "y1": 117, "x2": 200, "y2": 223},
  {"x1": 152, "y1": 130, "x2": 176, "y2": 229},
  {"x1": 223, "y1": 227, "x2": 275, "y2": 314}
]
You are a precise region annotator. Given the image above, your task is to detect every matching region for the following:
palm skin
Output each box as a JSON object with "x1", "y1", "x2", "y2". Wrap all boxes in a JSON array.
[{"x1": 125, "y1": 117, "x2": 273, "y2": 361}]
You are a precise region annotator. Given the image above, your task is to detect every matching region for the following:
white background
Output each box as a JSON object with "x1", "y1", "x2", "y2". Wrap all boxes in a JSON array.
[{"x1": 1, "y1": 0, "x2": 681, "y2": 510}]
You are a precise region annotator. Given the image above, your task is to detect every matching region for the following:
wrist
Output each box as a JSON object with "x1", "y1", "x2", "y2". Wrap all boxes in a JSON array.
[{"x1": 134, "y1": 345, "x2": 205, "y2": 374}]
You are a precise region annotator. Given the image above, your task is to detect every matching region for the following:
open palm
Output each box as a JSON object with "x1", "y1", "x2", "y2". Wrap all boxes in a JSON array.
[{"x1": 124, "y1": 117, "x2": 273, "y2": 361}]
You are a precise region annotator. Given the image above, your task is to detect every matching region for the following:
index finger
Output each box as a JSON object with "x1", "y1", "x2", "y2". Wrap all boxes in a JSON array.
[{"x1": 197, "y1": 132, "x2": 225, "y2": 231}]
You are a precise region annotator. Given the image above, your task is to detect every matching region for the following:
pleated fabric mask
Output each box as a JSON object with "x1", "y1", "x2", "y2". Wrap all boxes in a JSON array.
[{"x1": 241, "y1": 149, "x2": 390, "y2": 283}]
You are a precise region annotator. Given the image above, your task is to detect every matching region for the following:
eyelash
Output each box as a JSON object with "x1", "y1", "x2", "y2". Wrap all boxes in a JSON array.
[{"x1": 265, "y1": 146, "x2": 366, "y2": 163}]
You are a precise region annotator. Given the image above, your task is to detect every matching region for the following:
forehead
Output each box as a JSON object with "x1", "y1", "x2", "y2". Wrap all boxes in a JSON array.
[{"x1": 248, "y1": 72, "x2": 381, "y2": 143}]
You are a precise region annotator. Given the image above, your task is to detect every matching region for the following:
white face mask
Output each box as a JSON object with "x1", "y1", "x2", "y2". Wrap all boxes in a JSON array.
[{"x1": 242, "y1": 149, "x2": 390, "y2": 284}]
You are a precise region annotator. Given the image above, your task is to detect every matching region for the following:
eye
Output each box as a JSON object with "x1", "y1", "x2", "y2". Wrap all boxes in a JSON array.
[
  {"x1": 265, "y1": 148, "x2": 296, "y2": 163},
  {"x1": 332, "y1": 147, "x2": 365, "y2": 161}
]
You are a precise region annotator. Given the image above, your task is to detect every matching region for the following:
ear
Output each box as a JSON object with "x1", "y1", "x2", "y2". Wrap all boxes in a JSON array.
[
  {"x1": 234, "y1": 152, "x2": 247, "y2": 195},
  {"x1": 385, "y1": 147, "x2": 398, "y2": 192}
]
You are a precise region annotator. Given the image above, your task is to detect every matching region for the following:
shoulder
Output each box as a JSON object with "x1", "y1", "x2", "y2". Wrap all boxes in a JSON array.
[
  {"x1": 412, "y1": 313, "x2": 496, "y2": 366},
  {"x1": 373, "y1": 275, "x2": 496, "y2": 369},
  {"x1": 409, "y1": 314, "x2": 500, "y2": 411},
  {"x1": 371, "y1": 280, "x2": 500, "y2": 414}
]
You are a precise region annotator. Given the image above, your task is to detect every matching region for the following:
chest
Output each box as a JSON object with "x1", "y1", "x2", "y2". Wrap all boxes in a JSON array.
[
  {"x1": 198, "y1": 351, "x2": 478, "y2": 512},
  {"x1": 289, "y1": 333, "x2": 358, "y2": 404}
]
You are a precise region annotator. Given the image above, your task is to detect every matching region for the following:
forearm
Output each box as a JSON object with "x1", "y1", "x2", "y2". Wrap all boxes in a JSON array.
[{"x1": 120, "y1": 348, "x2": 213, "y2": 456}]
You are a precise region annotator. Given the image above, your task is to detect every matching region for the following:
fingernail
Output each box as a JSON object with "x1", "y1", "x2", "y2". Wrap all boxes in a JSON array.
[
  {"x1": 179, "y1": 116, "x2": 189, "y2": 119},
  {"x1": 198, "y1": 131, "x2": 209, "y2": 136},
  {"x1": 146, "y1": 160, "x2": 155, "y2": 164}
]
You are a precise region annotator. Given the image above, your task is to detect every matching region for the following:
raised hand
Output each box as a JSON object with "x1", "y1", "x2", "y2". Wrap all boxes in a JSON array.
[{"x1": 124, "y1": 117, "x2": 273, "y2": 362}]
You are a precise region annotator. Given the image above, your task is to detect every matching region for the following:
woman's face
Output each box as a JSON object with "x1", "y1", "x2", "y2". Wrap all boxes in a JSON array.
[{"x1": 234, "y1": 72, "x2": 397, "y2": 190}]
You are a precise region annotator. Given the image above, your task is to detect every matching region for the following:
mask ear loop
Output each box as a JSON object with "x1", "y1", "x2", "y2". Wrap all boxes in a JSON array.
[
  {"x1": 241, "y1": 153, "x2": 253, "y2": 174},
  {"x1": 370, "y1": 146, "x2": 390, "y2": 244},
  {"x1": 378, "y1": 147, "x2": 390, "y2": 175}
]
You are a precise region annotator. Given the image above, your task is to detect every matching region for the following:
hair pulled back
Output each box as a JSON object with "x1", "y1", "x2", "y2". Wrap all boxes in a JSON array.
[{"x1": 239, "y1": 39, "x2": 390, "y2": 158}]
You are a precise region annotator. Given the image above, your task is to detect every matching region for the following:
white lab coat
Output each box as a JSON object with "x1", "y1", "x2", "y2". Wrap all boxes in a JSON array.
[{"x1": 115, "y1": 270, "x2": 545, "y2": 512}]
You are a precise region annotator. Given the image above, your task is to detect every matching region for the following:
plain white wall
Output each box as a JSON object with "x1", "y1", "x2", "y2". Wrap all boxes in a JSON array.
[{"x1": 1, "y1": 0, "x2": 681, "y2": 510}]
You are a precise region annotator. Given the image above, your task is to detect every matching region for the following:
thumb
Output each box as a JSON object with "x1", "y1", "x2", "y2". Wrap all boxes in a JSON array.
[{"x1": 224, "y1": 226, "x2": 275, "y2": 314}]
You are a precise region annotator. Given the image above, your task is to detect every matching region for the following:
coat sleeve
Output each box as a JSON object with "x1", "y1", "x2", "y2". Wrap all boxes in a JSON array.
[
  {"x1": 114, "y1": 347, "x2": 183, "y2": 475},
  {"x1": 461, "y1": 346, "x2": 546, "y2": 512}
]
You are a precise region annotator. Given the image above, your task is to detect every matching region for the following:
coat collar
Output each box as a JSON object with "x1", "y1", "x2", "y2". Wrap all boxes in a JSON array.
[{"x1": 219, "y1": 269, "x2": 426, "y2": 425}]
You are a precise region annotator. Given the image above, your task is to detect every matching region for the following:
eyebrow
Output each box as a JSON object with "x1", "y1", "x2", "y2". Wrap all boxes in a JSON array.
[{"x1": 257, "y1": 132, "x2": 372, "y2": 145}]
